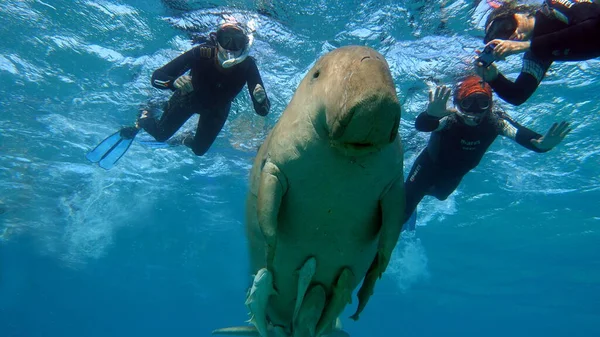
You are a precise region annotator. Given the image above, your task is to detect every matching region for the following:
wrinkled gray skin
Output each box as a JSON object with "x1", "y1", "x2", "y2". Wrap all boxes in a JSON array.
[{"x1": 242, "y1": 46, "x2": 405, "y2": 336}]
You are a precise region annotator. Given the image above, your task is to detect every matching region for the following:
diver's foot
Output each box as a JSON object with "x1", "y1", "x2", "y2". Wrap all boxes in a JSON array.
[
  {"x1": 119, "y1": 126, "x2": 139, "y2": 140},
  {"x1": 135, "y1": 110, "x2": 153, "y2": 129}
]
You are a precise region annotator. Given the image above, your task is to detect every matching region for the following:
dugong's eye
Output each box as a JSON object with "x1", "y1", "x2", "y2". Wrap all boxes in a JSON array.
[{"x1": 312, "y1": 70, "x2": 320, "y2": 79}]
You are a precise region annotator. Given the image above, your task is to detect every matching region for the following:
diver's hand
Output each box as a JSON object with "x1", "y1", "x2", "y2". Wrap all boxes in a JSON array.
[
  {"x1": 253, "y1": 84, "x2": 266, "y2": 103},
  {"x1": 426, "y1": 85, "x2": 452, "y2": 118},
  {"x1": 174, "y1": 75, "x2": 194, "y2": 94},
  {"x1": 531, "y1": 121, "x2": 572, "y2": 151},
  {"x1": 474, "y1": 59, "x2": 499, "y2": 82},
  {"x1": 486, "y1": 39, "x2": 530, "y2": 59}
]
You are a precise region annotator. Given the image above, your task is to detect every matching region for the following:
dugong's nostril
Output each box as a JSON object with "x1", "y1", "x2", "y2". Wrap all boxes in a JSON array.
[{"x1": 360, "y1": 56, "x2": 372, "y2": 62}]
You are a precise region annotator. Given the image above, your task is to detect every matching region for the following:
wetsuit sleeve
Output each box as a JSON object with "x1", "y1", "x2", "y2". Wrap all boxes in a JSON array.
[
  {"x1": 415, "y1": 111, "x2": 449, "y2": 132},
  {"x1": 150, "y1": 46, "x2": 210, "y2": 91},
  {"x1": 498, "y1": 112, "x2": 548, "y2": 153},
  {"x1": 531, "y1": 3, "x2": 600, "y2": 60},
  {"x1": 246, "y1": 57, "x2": 271, "y2": 116},
  {"x1": 488, "y1": 53, "x2": 552, "y2": 106}
]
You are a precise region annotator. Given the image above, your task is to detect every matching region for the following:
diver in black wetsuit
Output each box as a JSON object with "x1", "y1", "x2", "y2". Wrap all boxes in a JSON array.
[
  {"x1": 137, "y1": 20, "x2": 271, "y2": 156},
  {"x1": 85, "y1": 20, "x2": 270, "y2": 169},
  {"x1": 403, "y1": 75, "x2": 571, "y2": 229},
  {"x1": 474, "y1": 0, "x2": 600, "y2": 105}
]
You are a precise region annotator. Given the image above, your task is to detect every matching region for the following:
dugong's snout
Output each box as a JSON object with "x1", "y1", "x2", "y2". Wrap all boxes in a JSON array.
[{"x1": 328, "y1": 52, "x2": 401, "y2": 155}]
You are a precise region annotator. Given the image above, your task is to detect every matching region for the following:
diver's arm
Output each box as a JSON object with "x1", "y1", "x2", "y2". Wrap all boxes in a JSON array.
[
  {"x1": 498, "y1": 114, "x2": 548, "y2": 153},
  {"x1": 487, "y1": 73, "x2": 539, "y2": 106},
  {"x1": 478, "y1": 52, "x2": 552, "y2": 106},
  {"x1": 415, "y1": 112, "x2": 449, "y2": 132},
  {"x1": 151, "y1": 46, "x2": 210, "y2": 91},
  {"x1": 246, "y1": 57, "x2": 271, "y2": 116}
]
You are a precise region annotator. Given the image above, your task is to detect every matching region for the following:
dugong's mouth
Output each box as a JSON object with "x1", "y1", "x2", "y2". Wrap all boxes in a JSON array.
[
  {"x1": 330, "y1": 140, "x2": 384, "y2": 156},
  {"x1": 328, "y1": 93, "x2": 400, "y2": 156},
  {"x1": 347, "y1": 142, "x2": 374, "y2": 149}
]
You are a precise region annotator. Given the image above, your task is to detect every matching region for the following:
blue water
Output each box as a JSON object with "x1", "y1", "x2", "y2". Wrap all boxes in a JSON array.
[{"x1": 1, "y1": 1, "x2": 599, "y2": 336}]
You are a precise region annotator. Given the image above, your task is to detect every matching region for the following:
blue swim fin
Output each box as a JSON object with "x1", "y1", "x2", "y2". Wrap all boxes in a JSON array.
[
  {"x1": 86, "y1": 126, "x2": 139, "y2": 170},
  {"x1": 404, "y1": 210, "x2": 417, "y2": 232}
]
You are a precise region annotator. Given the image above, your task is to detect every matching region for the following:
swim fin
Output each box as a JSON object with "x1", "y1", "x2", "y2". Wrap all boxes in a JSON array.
[{"x1": 86, "y1": 126, "x2": 139, "y2": 170}]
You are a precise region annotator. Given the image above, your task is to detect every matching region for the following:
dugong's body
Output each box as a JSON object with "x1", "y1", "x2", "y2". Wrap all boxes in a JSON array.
[{"x1": 215, "y1": 46, "x2": 405, "y2": 337}]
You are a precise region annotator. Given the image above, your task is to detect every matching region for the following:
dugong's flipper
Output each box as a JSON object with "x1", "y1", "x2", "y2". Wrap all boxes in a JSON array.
[
  {"x1": 293, "y1": 257, "x2": 317, "y2": 322},
  {"x1": 351, "y1": 176, "x2": 405, "y2": 320},
  {"x1": 377, "y1": 176, "x2": 405, "y2": 273},
  {"x1": 245, "y1": 268, "x2": 277, "y2": 337},
  {"x1": 349, "y1": 257, "x2": 379, "y2": 321},
  {"x1": 257, "y1": 161, "x2": 288, "y2": 270},
  {"x1": 293, "y1": 284, "x2": 326, "y2": 337},
  {"x1": 316, "y1": 268, "x2": 354, "y2": 336}
]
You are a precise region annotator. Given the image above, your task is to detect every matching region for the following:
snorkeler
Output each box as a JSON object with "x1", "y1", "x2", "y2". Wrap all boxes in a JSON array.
[
  {"x1": 474, "y1": 0, "x2": 600, "y2": 105},
  {"x1": 86, "y1": 20, "x2": 271, "y2": 169},
  {"x1": 402, "y1": 75, "x2": 571, "y2": 230}
]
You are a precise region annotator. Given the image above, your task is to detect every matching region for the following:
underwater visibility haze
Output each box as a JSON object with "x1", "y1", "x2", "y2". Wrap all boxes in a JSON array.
[{"x1": 1, "y1": 0, "x2": 599, "y2": 336}]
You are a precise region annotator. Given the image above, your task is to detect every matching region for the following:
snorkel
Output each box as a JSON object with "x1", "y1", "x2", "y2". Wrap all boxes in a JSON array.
[{"x1": 456, "y1": 107, "x2": 488, "y2": 126}]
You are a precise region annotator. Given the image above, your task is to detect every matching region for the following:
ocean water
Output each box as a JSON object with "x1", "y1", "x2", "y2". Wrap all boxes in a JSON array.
[{"x1": 1, "y1": 0, "x2": 599, "y2": 336}]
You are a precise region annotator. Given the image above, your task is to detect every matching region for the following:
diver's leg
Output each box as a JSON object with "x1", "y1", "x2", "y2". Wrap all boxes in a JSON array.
[
  {"x1": 430, "y1": 172, "x2": 464, "y2": 201},
  {"x1": 183, "y1": 103, "x2": 231, "y2": 156},
  {"x1": 139, "y1": 91, "x2": 195, "y2": 142},
  {"x1": 403, "y1": 149, "x2": 436, "y2": 226}
]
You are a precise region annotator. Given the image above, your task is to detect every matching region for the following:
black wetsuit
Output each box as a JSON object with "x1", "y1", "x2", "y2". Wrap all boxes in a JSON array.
[
  {"x1": 489, "y1": 0, "x2": 600, "y2": 105},
  {"x1": 142, "y1": 39, "x2": 271, "y2": 156},
  {"x1": 403, "y1": 110, "x2": 548, "y2": 221}
]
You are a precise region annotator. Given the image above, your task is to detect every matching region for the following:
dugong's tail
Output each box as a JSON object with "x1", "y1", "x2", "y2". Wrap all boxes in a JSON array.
[
  {"x1": 212, "y1": 324, "x2": 351, "y2": 337},
  {"x1": 212, "y1": 326, "x2": 350, "y2": 337}
]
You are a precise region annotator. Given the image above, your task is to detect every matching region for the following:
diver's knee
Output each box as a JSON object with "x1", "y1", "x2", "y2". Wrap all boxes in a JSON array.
[
  {"x1": 434, "y1": 191, "x2": 453, "y2": 201},
  {"x1": 155, "y1": 135, "x2": 170, "y2": 142},
  {"x1": 429, "y1": 187, "x2": 451, "y2": 201},
  {"x1": 191, "y1": 145, "x2": 209, "y2": 156}
]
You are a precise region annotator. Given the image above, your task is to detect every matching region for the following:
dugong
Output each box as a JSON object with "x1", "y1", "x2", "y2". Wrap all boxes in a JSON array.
[{"x1": 214, "y1": 46, "x2": 405, "y2": 337}]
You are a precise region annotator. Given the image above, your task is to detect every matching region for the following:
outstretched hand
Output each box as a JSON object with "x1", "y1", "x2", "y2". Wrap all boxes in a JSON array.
[
  {"x1": 174, "y1": 75, "x2": 194, "y2": 94},
  {"x1": 426, "y1": 85, "x2": 453, "y2": 118},
  {"x1": 531, "y1": 121, "x2": 572, "y2": 151},
  {"x1": 486, "y1": 39, "x2": 530, "y2": 59},
  {"x1": 253, "y1": 84, "x2": 266, "y2": 103}
]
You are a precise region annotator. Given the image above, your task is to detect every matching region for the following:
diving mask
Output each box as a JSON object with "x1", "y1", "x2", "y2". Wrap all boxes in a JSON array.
[{"x1": 216, "y1": 23, "x2": 253, "y2": 68}]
